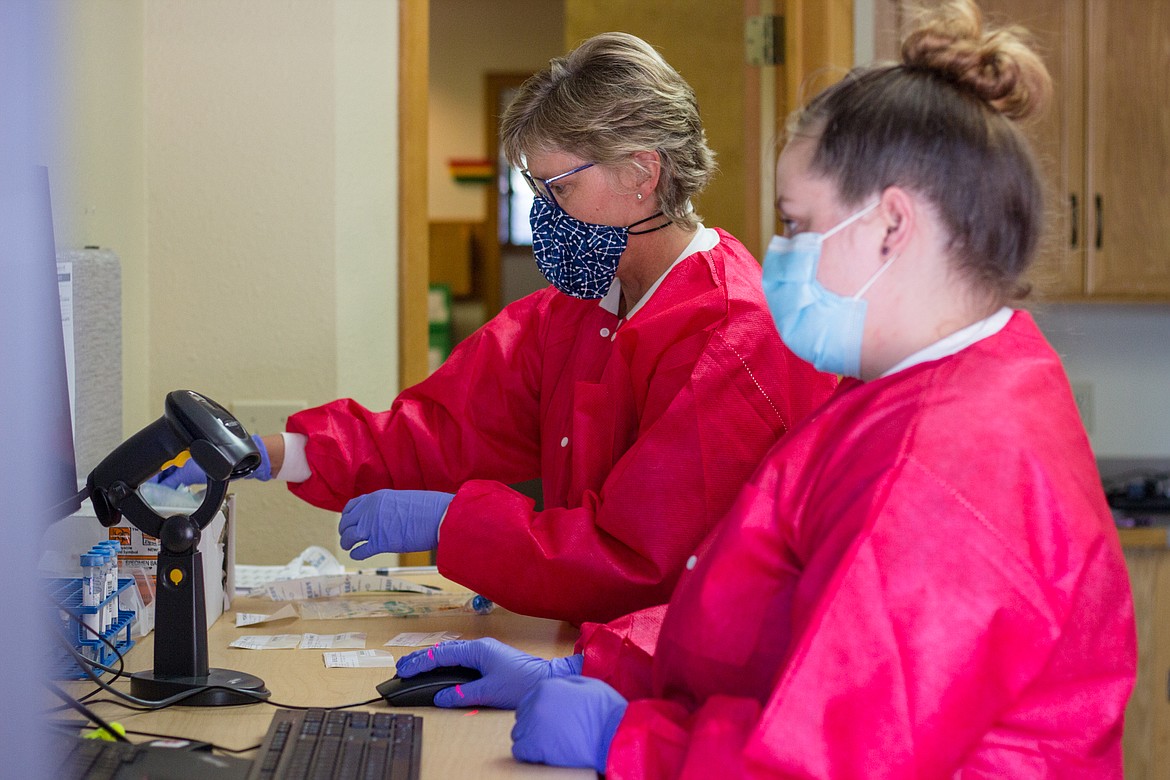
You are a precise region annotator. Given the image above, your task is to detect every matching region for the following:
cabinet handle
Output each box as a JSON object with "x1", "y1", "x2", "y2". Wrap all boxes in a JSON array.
[
  {"x1": 1069, "y1": 194, "x2": 1078, "y2": 248},
  {"x1": 1094, "y1": 194, "x2": 1103, "y2": 249}
]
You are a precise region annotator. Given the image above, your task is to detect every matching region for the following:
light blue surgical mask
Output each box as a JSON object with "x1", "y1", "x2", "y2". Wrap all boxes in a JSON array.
[
  {"x1": 529, "y1": 197, "x2": 669, "y2": 299},
  {"x1": 761, "y1": 201, "x2": 894, "y2": 378}
]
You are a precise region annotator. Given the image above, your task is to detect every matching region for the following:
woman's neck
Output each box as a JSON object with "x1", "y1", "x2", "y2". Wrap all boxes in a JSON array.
[
  {"x1": 860, "y1": 259, "x2": 999, "y2": 380},
  {"x1": 616, "y1": 223, "x2": 698, "y2": 316}
]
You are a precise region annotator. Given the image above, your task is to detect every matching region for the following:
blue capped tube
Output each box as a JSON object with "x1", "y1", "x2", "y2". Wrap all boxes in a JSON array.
[{"x1": 79, "y1": 553, "x2": 102, "y2": 638}]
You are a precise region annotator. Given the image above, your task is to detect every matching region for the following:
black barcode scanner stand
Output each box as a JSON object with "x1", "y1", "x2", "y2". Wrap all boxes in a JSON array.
[{"x1": 86, "y1": 390, "x2": 270, "y2": 706}]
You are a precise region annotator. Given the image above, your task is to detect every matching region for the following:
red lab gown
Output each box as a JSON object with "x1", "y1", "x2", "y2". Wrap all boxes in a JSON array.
[
  {"x1": 579, "y1": 310, "x2": 1136, "y2": 778},
  {"x1": 286, "y1": 229, "x2": 835, "y2": 623}
]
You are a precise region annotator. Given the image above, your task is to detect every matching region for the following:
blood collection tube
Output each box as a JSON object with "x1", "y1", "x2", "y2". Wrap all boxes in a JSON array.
[
  {"x1": 79, "y1": 553, "x2": 102, "y2": 638},
  {"x1": 101, "y1": 540, "x2": 122, "y2": 621},
  {"x1": 92, "y1": 546, "x2": 111, "y2": 632}
]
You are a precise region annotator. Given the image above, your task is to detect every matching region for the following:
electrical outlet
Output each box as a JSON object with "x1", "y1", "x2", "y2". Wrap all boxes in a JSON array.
[
  {"x1": 231, "y1": 400, "x2": 306, "y2": 437},
  {"x1": 1070, "y1": 382, "x2": 1094, "y2": 434}
]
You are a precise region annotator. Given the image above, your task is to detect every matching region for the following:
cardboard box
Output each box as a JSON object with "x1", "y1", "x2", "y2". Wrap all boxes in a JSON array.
[{"x1": 41, "y1": 493, "x2": 235, "y2": 635}]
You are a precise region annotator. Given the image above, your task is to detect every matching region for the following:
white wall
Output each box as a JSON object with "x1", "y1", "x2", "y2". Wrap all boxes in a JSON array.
[
  {"x1": 1032, "y1": 304, "x2": 1170, "y2": 458},
  {"x1": 58, "y1": 1, "x2": 401, "y2": 564}
]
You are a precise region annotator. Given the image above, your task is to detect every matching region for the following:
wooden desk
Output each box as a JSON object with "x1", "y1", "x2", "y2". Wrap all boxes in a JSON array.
[{"x1": 71, "y1": 573, "x2": 591, "y2": 779}]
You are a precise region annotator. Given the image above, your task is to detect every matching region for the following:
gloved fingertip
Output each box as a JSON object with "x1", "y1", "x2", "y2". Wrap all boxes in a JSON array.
[
  {"x1": 511, "y1": 739, "x2": 537, "y2": 764},
  {"x1": 432, "y1": 688, "x2": 460, "y2": 708}
]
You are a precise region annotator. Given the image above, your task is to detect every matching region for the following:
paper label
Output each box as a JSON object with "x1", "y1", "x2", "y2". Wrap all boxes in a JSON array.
[
  {"x1": 323, "y1": 650, "x2": 397, "y2": 668},
  {"x1": 235, "y1": 604, "x2": 298, "y2": 627},
  {"x1": 300, "y1": 632, "x2": 367, "y2": 650},
  {"x1": 229, "y1": 634, "x2": 302, "y2": 650},
  {"x1": 385, "y1": 631, "x2": 461, "y2": 647}
]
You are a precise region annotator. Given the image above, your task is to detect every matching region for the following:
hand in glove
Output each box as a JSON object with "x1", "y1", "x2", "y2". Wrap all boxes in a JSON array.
[
  {"x1": 153, "y1": 433, "x2": 272, "y2": 487},
  {"x1": 511, "y1": 676, "x2": 627, "y2": 773},
  {"x1": 394, "y1": 638, "x2": 583, "y2": 709},
  {"x1": 337, "y1": 489, "x2": 455, "y2": 558}
]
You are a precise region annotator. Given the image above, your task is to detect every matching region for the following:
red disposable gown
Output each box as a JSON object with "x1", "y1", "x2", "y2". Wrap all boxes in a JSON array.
[
  {"x1": 286, "y1": 229, "x2": 835, "y2": 623},
  {"x1": 580, "y1": 310, "x2": 1136, "y2": 778}
]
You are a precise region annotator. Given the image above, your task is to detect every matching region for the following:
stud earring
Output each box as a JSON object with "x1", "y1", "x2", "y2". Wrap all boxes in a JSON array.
[{"x1": 636, "y1": 193, "x2": 643, "y2": 201}]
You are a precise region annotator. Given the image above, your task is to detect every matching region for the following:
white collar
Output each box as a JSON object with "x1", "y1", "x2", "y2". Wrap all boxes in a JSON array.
[
  {"x1": 599, "y1": 226, "x2": 719, "y2": 317},
  {"x1": 880, "y1": 307, "x2": 1014, "y2": 377}
]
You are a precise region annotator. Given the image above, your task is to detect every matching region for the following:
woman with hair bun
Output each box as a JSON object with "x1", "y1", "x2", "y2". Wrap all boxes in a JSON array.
[{"x1": 403, "y1": 2, "x2": 1136, "y2": 775}]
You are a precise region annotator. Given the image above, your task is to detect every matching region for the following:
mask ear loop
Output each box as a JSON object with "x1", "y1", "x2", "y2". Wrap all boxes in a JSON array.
[
  {"x1": 821, "y1": 200, "x2": 880, "y2": 241},
  {"x1": 851, "y1": 251, "x2": 899, "y2": 301}
]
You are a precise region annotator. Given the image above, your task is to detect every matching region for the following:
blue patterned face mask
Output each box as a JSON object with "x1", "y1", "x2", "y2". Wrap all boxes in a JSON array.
[
  {"x1": 761, "y1": 201, "x2": 892, "y2": 378},
  {"x1": 530, "y1": 198, "x2": 669, "y2": 299}
]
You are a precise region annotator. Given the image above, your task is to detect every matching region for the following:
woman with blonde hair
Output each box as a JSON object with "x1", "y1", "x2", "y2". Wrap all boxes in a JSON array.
[{"x1": 159, "y1": 32, "x2": 833, "y2": 625}]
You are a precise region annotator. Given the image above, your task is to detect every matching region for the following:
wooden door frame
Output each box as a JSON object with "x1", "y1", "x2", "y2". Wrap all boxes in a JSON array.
[
  {"x1": 744, "y1": 0, "x2": 854, "y2": 253},
  {"x1": 482, "y1": 72, "x2": 536, "y2": 319},
  {"x1": 397, "y1": 0, "x2": 431, "y2": 567},
  {"x1": 399, "y1": 0, "x2": 429, "y2": 390}
]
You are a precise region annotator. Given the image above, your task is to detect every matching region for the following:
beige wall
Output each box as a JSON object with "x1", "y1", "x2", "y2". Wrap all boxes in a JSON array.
[
  {"x1": 428, "y1": 0, "x2": 564, "y2": 221},
  {"x1": 57, "y1": 2, "x2": 149, "y2": 437},
  {"x1": 57, "y1": 1, "x2": 401, "y2": 564},
  {"x1": 565, "y1": 0, "x2": 749, "y2": 242}
]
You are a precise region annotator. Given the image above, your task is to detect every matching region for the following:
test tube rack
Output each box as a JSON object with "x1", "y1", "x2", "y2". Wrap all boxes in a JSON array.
[{"x1": 47, "y1": 577, "x2": 136, "y2": 680}]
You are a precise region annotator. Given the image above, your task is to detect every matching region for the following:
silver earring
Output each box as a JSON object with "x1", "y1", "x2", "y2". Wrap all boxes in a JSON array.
[{"x1": 636, "y1": 193, "x2": 643, "y2": 201}]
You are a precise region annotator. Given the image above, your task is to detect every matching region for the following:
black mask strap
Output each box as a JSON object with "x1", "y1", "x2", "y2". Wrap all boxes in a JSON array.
[{"x1": 627, "y1": 212, "x2": 673, "y2": 236}]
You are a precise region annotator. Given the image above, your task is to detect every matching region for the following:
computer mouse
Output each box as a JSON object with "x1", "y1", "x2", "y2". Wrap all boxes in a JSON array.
[{"x1": 376, "y1": 666, "x2": 482, "y2": 707}]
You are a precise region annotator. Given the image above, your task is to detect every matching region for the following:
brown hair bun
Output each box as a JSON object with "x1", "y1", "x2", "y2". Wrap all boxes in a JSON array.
[{"x1": 901, "y1": 0, "x2": 1051, "y2": 121}]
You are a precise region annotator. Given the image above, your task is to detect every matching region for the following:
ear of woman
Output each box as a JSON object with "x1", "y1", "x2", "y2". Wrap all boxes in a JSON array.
[
  {"x1": 876, "y1": 186, "x2": 916, "y2": 260},
  {"x1": 623, "y1": 149, "x2": 662, "y2": 196}
]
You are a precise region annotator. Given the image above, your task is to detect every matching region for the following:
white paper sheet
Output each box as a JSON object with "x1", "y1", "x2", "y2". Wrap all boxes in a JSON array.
[
  {"x1": 234, "y1": 545, "x2": 346, "y2": 591},
  {"x1": 247, "y1": 574, "x2": 437, "y2": 601},
  {"x1": 295, "y1": 594, "x2": 472, "y2": 620}
]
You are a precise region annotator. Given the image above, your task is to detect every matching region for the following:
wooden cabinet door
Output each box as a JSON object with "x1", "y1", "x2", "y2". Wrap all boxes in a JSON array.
[
  {"x1": 1084, "y1": 0, "x2": 1170, "y2": 298},
  {"x1": 981, "y1": 0, "x2": 1086, "y2": 299},
  {"x1": 967, "y1": 0, "x2": 1170, "y2": 300},
  {"x1": 1123, "y1": 545, "x2": 1170, "y2": 780}
]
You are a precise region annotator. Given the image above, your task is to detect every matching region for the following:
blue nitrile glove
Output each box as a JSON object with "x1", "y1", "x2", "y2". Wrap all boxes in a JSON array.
[
  {"x1": 338, "y1": 489, "x2": 455, "y2": 558},
  {"x1": 394, "y1": 637, "x2": 583, "y2": 709},
  {"x1": 511, "y1": 676, "x2": 627, "y2": 773},
  {"x1": 153, "y1": 433, "x2": 272, "y2": 487}
]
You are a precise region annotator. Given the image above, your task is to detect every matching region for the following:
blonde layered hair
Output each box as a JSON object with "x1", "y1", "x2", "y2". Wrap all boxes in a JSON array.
[{"x1": 501, "y1": 32, "x2": 715, "y2": 231}]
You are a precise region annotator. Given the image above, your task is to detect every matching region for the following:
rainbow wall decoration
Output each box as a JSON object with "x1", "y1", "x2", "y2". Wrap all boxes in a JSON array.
[{"x1": 448, "y1": 158, "x2": 493, "y2": 184}]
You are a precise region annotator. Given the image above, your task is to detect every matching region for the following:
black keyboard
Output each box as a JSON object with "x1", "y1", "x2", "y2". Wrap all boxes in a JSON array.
[
  {"x1": 247, "y1": 708, "x2": 422, "y2": 780},
  {"x1": 54, "y1": 734, "x2": 251, "y2": 779}
]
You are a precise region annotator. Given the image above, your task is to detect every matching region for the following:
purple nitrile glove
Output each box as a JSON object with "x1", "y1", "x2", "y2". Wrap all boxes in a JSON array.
[
  {"x1": 338, "y1": 489, "x2": 455, "y2": 558},
  {"x1": 153, "y1": 433, "x2": 272, "y2": 487},
  {"x1": 511, "y1": 676, "x2": 627, "y2": 773},
  {"x1": 395, "y1": 638, "x2": 583, "y2": 709}
]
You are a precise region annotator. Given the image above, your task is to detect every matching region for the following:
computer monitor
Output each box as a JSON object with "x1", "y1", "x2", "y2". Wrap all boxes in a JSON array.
[
  {"x1": 0, "y1": 164, "x2": 71, "y2": 780},
  {"x1": 0, "y1": 166, "x2": 82, "y2": 523}
]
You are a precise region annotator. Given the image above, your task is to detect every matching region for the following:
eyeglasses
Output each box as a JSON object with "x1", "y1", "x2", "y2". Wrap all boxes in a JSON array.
[{"x1": 519, "y1": 162, "x2": 595, "y2": 207}]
